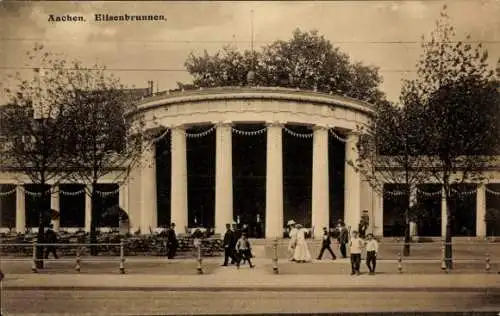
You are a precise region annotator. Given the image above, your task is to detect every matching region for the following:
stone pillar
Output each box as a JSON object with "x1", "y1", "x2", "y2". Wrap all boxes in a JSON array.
[
  {"x1": 50, "y1": 186, "x2": 60, "y2": 231},
  {"x1": 476, "y1": 183, "x2": 486, "y2": 237},
  {"x1": 85, "y1": 185, "x2": 91, "y2": 232},
  {"x1": 141, "y1": 141, "x2": 157, "y2": 234},
  {"x1": 265, "y1": 122, "x2": 284, "y2": 239},
  {"x1": 214, "y1": 121, "x2": 233, "y2": 234},
  {"x1": 118, "y1": 183, "x2": 129, "y2": 213},
  {"x1": 127, "y1": 163, "x2": 141, "y2": 233},
  {"x1": 311, "y1": 125, "x2": 329, "y2": 239},
  {"x1": 441, "y1": 187, "x2": 447, "y2": 238},
  {"x1": 344, "y1": 132, "x2": 361, "y2": 232},
  {"x1": 171, "y1": 126, "x2": 188, "y2": 233},
  {"x1": 372, "y1": 188, "x2": 384, "y2": 236},
  {"x1": 15, "y1": 185, "x2": 26, "y2": 233}
]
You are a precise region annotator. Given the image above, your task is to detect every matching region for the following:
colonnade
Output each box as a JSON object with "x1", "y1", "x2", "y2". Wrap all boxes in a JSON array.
[{"x1": 138, "y1": 122, "x2": 360, "y2": 239}]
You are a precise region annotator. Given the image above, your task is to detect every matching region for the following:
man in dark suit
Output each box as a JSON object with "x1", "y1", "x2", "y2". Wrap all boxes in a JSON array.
[
  {"x1": 317, "y1": 227, "x2": 336, "y2": 260},
  {"x1": 166, "y1": 223, "x2": 178, "y2": 259},
  {"x1": 222, "y1": 223, "x2": 237, "y2": 266},
  {"x1": 337, "y1": 220, "x2": 349, "y2": 258},
  {"x1": 44, "y1": 224, "x2": 58, "y2": 259}
]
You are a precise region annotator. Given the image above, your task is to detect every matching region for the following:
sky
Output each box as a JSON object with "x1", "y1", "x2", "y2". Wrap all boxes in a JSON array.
[{"x1": 0, "y1": 0, "x2": 499, "y2": 104}]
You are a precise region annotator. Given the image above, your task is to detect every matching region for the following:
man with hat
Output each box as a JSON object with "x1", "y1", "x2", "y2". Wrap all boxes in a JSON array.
[{"x1": 336, "y1": 219, "x2": 348, "y2": 259}]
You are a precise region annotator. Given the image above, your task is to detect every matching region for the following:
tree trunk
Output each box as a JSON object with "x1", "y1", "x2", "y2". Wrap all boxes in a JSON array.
[
  {"x1": 445, "y1": 210, "x2": 453, "y2": 269},
  {"x1": 36, "y1": 210, "x2": 45, "y2": 269},
  {"x1": 35, "y1": 184, "x2": 47, "y2": 269},
  {"x1": 403, "y1": 224, "x2": 411, "y2": 257},
  {"x1": 89, "y1": 183, "x2": 99, "y2": 256},
  {"x1": 403, "y1": 206, "x2": 411, "y2": 257}
]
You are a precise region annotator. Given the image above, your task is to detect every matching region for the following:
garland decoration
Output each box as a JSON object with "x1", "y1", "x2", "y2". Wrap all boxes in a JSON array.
[
  {"x1": 185, "y1": 126, "x2": 216, "y2": 138},
  {"x1": 232, "y1": 127, "x2": 267, "y2": 136},
  {"x1": 0, "y1": 187, "x2": 16, "y2": 197},
  {"x1": 283, "y1": 126, "x2": 313, "y2": 138},
  {"x1": 328, "y1": 129, "x2": 347, "y2": 142}
]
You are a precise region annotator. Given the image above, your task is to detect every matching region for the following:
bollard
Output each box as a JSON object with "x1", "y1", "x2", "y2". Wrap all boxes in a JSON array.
[
  {"x1": 75, "y1": 247, "x2": 81, "y2": 272},
  {"x1": 272, "y1": 238, "x2": 279, "y2": 274},
  {"x1": 397, "y1": 252, "x2": 403, "y2": 273},
  {"x1": 31, "y1": 239, "x2": 38, "y2": 273},
  {"x1": 196, "y1": 244, "x2": 203, "y2": 275},
  {"x1": 119, "y1": 240, "x2": 125, "y2": 274},
  {"x1": 485, "y1": 253, "x2": 491, "y2": 273}
]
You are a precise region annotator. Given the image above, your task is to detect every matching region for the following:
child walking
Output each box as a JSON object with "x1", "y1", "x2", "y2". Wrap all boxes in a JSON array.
[
  {"x1": 235, "y1": 233, "x2": 255, "y2": 268},
  {"x1": 365, "y1": 233, "x2": 379, "y2": 275}
]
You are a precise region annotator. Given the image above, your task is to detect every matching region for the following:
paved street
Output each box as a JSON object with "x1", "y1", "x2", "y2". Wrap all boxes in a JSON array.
[
  {"x1": 2, "y1": 289, "x2": 499, "y2": 315},
  {"x1": 1, "y1": 258, "x2": 499, "y2": 315}
]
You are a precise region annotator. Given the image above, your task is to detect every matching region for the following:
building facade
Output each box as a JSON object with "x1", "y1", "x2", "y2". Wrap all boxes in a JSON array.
[{"x1": 1, "y1": 88, "x2": 499, "y2": 238}]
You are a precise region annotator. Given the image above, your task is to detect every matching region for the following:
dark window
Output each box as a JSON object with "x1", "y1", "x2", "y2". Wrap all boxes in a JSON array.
[
  {"x1": 0, "y1": 184, "x2": 16, "y2": 229},
  {"x1": 59, "y1": 184, "x2": 85, "y2": 228},
  {"x1": 25, "y1": 184, "x2": 51, "y2": 228}
]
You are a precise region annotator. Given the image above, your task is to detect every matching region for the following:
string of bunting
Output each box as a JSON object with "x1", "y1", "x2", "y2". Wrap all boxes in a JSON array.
[
  {"x1": 283, "y1": 127, "x2": 313, "y2": 138},
  {"x1": 385, "y1": 187, "x2": 485, "y2": 200},
  {"x1": 185, "y1": 126, "x2": 216, "y2": 138},
  {"x1": 0, "y1": 187, "x2": 16, "y2": 197},
  {"x1": 152, "y1": 129, "x2": 170, "y2": 143},
  {"x1": 232, "y1": 127, "x2": 267, "y2": 136},
  {"x1": 328, "y1": 129, "x2": 348, "y2": 142},
  {"x1": 486, "y1": 187, "x2": 500, "y2": 196},
  {"x1": 0, "y1": 186, "x2": 121, "y2": 198}
]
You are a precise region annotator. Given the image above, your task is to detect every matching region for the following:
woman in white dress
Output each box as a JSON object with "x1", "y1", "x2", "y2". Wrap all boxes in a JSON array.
[
  {"x1": 293, "y1": 224, "x2": 312, "y2": 263},
  {"x1": 287, "y1": 220, "x2": 298, "y2": 261}
]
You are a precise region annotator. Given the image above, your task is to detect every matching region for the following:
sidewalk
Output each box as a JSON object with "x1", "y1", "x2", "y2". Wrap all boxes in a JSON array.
[{"x1": 2, "y1": 258, "x2": 500, "y2": 292}]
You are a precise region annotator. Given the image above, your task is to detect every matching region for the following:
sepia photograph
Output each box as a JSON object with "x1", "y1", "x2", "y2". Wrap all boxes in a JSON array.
[{"x1": 0, "y1": 0, "x2": 499, "y2": 315}]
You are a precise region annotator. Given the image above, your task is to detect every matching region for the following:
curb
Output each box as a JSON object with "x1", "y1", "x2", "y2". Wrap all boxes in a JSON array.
[{"x1": 3, "y1": 286, "x2": 500, "y2": 292}]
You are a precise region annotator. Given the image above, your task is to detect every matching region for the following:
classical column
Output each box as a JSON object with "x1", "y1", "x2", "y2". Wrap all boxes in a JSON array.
[
  {"x1": 265, "y1": 122, "x2": 284, "y2": 239},
  {"x1": 141, "y1": 141, "x2": 158, "y2": 233},
  {"x1": 372, "y1": 188, "x2": 384, "y2": 236},
  {"x1": 344, "y1": 132, "x2": 361, "y2": 232},
  {"x1": 85, "y1": 185, "x2": 91, "y2": 232},
  {"x1": 476, "y1": 183, "x2": 486, "y2": 237},
  {"x1": 171, "y1": 126, "x2": 188, "y2": 233},
  {"x1": 311, "y1": 125, "x2": 329, "y2": 239},
  {"x1": 441, "y1": 187, "x2": 447, "y2": 238},
  {"x1": 118, "y1": 183, "x2": 129, "y2": 213},
  {"x1": 15, "y1": 185, "x2": 26, "y2": 233},
  {"x1": 214, "y1": 121, "x2": 233, "y2": 234},
  {"x1": 50, "y1": 186, "x2": 60, "y2": 231}
]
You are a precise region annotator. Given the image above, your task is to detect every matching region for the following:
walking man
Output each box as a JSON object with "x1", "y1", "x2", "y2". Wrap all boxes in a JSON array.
[
  {"x1": 336, "y1": 220, "x2": 349, "y2": 258},
  {"x1": 317, "y1": 227, "x2": 336, "y2": 260},
  {"x1": 44, "y1": 224, "x2": 58, "y2": 259},
  {"x1": 349, "y1": 230, "x2": 363, "y2": 275},
  {"x1": 365, "y1": 233, "x2": 379, "y2": 275},
  {"x1": 166, "y1": 223, "x2": 178, "y2": 259},
  {"x1": 222, "y1": 223, "x2": 237, "y2": 266}
]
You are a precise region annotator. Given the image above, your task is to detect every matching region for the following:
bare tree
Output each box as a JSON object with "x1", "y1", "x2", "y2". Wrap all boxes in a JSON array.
[
  {"x1": 61, "y1": 64, "x2": 149, "y2": 255},
  {"x1": 352, "y1": 100, "x2": 430, "y2": 256},
  {"x1": 0, "y1": 44, "x2": 73, "y2": 267},
  {"x1": 401, "y1": 7, "x2": 500, "y2": 268}
]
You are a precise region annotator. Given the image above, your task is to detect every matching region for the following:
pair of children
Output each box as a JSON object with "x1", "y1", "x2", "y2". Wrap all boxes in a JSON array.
[
  {"x1": 235, "y1": 233, "x2": 255, "y2": 269},
  {"x1": 349, "y1": 231, "x2": 378, "y2": 275}
]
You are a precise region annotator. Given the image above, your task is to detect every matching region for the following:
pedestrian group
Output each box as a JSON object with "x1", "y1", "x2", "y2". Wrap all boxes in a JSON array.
[{"x1": 286, "y1": 219, "x2": 379, "y2": 275}]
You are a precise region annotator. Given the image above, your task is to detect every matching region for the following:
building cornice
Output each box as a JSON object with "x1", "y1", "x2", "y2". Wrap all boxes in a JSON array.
[{"x1": 126, "y1": 87, "x2": 375, "y2": 118}]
